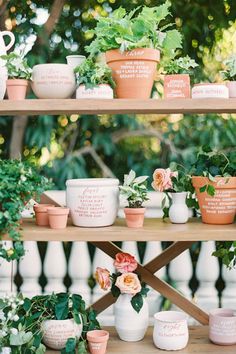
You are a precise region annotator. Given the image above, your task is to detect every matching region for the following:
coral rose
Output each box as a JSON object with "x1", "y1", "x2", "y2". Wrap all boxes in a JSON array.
[
  {"x1": 152, "y1": 168, "x2": 177, "y2": 192},
  {"x1": 115, "y1": 273, "x2": 141, "y2": 295},
  {"x1": 95, "y1": 267, "x2": 111, "y2": 290},
  {"x1": 114, "y1": 252, "x2": 138, "y2": 273}
]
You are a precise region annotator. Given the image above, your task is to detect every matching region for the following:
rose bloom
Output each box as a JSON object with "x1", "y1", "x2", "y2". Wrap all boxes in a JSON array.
[
  {"x1": 114, "y1": 252, "x2": 138, "y2": 273},
  {"x1": 95, "y1": 267, "x2": 111, "y2": 290},
  {"x1": 152, "y1": 168, "x2": 177, "y2": 192},
  {"x1": 115, "y1": 273, "x2": 141, "y2": 295}
]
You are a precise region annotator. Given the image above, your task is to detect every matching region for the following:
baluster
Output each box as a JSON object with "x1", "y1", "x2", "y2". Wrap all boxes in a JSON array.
[
  {"x1": 122, "y1": 241, "x2": 140, "y2": 261},
  {"x1": 19, "y1": 242, "x2": 42, "y2": 297},
  {"x1": 68, "y1": 242, "x2": 91, "y2": 305},
  {"x1": 222, "y1": 263, "x2": 236, "y2": 308},
  {"x1": 44, "y1": 242, "x2": 67, "y2": 293},
  {"x1": 0, "y1": 242, "x2": 17, "y2": 295},
  {"x1": 195, "y1": 241, "x2": 220, "y2": 310}
]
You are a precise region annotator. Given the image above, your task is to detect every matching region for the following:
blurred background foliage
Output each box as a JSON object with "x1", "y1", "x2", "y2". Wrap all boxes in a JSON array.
[{"x1": 0, "y1": 0, "x2": 236, "y2": 188}]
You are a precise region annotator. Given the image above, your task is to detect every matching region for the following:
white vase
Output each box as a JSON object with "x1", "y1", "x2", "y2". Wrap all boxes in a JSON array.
[
  {"x1": 114, "y1": 294, "x2": 149, "y2": 342},
  {"x1": 66, "y1": 55, "x2": 86, "y2": 70},
  {"x1": 169, "y1": 192, "x2": 189, "y2": 224},
  {"x1": 0, "y1": 31, "x2": 15, "y2": 100}
]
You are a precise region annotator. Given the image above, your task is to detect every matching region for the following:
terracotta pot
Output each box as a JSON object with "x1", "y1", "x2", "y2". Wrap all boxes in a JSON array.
[
  {"x1": 227, "y1": 81, "x2": 236, "y2": 98},
  {"x1": 47, "y1": 207, "x2": 69, "y2": 229},
  {"x1": 87, "y1": 330, "x2": 109, "y2": 354},
  {"x1": 164, "y1": 74, "x2": 190, "y2": 98},
  {"x1": 192, "y1": 176, "x2": 236, "y2": 224},
  {"x1": 76, "y1": 84, "x2": 113, "y2": 99},
  {"x1": 6, "y1": 79, "x2": 28, "y2": 100},
  {"x1": 209, "y1": 308, "x2": 236, "y2": 345},
  {"x1": 33, "y1": 204, "x2": 55, "y2": 226},
  {"x1": 106, "y1": 48, "x2": 160, "y2": 98},
  {"x1": 124, "y1": 208, "x2": 145, "y2": 228}
]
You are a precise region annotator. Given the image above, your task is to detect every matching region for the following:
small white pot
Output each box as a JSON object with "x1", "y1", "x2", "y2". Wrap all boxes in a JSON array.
[
  {"x1": 31, "y1": 64, "x2": 76, "y2": 99},
  {"x1": 66, "y1": 178, "x2": 119, "y2": 227},
  {"x1": 227, "y1": 81, "x2": 236, "y2": 98},
  {"x1": 169, "y1": 192, "x2": 189, "y2": 224},
  {"x1": 192, "y1": 83, "x2": 229, "y2": 98},
  {"x1": 153, "y1": 311, "x2": 189, "y2": 350},
  {"x1": 114, "y1": 294, "x2": 149, "y2": 342},
  {"x1": 42, "y1": 319, "x2": 82, "y2": 350},
  {"x1": 76, "y1": 84, "x2": 113, "y2": 99},
  {"x1": 66, "y1": 55, "x2": 86, "y2": 70}
]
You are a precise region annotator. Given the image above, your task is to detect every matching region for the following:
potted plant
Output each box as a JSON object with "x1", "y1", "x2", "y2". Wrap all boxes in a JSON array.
[
  {"x1": 191, "y1": 146, "x2": 236, "y2": 225},
  {"x1": 95, "y1": 252, "x2": 149, "y2": 342},
  {"x1": 74, "y1": 58, "x2": 115, "y2": 99},
  {"x1": 0, "y1": 52, "x2": 32, "y2": 100},
  {"x1": 86, "y1": 2, "x2": 182, "y2": 98},
  {"x1": 0, "y1": 159, "x2": 52, "y2": 261},
  {"x1": 221, "y1": 54, "x2": 236, "y2": 97},
  {"x1": 163, "y1": 55, "x2": 198, "y2": 98},
  {"x1": 0, "y1": 293, "x2": 100, "y2": 353},
  {"x1": 152, "y1": 165, "x2": 196, "y2": 223},
  {"x1": 119, "y1": 170, "x2": 149, "y2": 228}
]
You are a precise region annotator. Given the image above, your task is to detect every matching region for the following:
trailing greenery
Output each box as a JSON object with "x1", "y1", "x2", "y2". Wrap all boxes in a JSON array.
[
  {"x1": 221, "y1": 54, "x2": 236, "y2": 81},
  {"x1": 85, "y1": 2, "x2": 182, "y2": 57},
  {"x1": 119, "y1": 170, "x2": 149, "y2": 208},
  {"x1": 164, "y1": 55, "x2": 198, "y2": 75},
  {"x1": 0, "y1": 293, "x2": 100, "y2": 354},
  {"x1": 74, "y1": 58, "x2": 115, "y2": 90},
  {"x1": 0, "y1": 53, "x2": 32, "y2": 80},
  {"x1": 0, "y1": 159, "x2": 52, "y2": 261}
]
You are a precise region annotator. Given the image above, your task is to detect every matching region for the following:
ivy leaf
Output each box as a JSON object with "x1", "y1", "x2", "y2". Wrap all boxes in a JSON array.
[
  {"x1": 78, "y1": 340, "x2": 88, "y2": 354},
  {"x1": 55, "y1": 294, "x2": 69, "y2": 320},
  {"x1": 65, "y1": 338, "x2": 76, "y2": 353},
  {"x1": 206, "y1": 184, "x2": 215, "y2": 197},
  {"x1": 131, "y1": 293, "x2": 143, "y2": 313}
]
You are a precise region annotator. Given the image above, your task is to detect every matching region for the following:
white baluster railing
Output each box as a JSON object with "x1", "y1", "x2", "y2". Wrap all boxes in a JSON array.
[
  {"x1": 0, "y1": 242, "x2": 17, "y2": 295},
  {"x1": 222, "y1": 264, "x2": 236, "y2": 309}
]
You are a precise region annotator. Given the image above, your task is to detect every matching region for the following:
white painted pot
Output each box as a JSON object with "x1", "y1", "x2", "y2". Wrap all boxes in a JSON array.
[
  {"x1": 31, "y1": 64, "x2": 76, "y2": 99},
  {"x1": 153, "y1": 311, "x2": 189, "y2": 350},
  {"x1": 192, "y1": 83, "x2": 229, "y2": 99},
  {"x1": 66, "y1": 55, "x2": 86, "y2": 70},
  {"x1": 42, "y1": 319, "x2": 82, "y2": 350},
  {"x1": 66, "y1": 178, "x2": 119, "y2": 227},
  {"x1": 76, "y1": 84, "x2": 113, "y2": 99},
  {"x1": 169, "y1": 192, "x2": 189, "y2": 224},
  {"x1": 114, "y1": 294, "x2": 149, "y2": 342},
  {"x1": 227, "y1": 81, "x2": 236, "y2": 98}
]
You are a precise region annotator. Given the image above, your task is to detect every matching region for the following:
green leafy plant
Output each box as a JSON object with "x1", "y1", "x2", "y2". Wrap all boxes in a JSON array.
[
  {"x1": 164, "y1": 55, "x2": 198, "y2": 75},
  {"x1": 0, "y1": 53, "x2": 32, "y2": 80},
  {"x1": 221, "y1": 54, "x2": 236, "y2": 81},
  {"x1": 74, "y1": 58, "x2": 115, "y2": 90},
  {"x1": 190, "y1": 146, "x2": 236, "y2": 197},
  {"x1": 0, "y1": 159, "x2": 52, "y2": 261},
  {"x1": 86, "y1": 2, "x2": 182, "y2": 57},
  {"x1": 119, "y1": 170, "x2": 149, "y2": 208},
  {"x1": 0, "y1": 293, "x2": 100, "y2": 354}
]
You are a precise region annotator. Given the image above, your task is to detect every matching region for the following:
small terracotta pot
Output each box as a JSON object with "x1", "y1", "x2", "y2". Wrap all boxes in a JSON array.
[
  {"x1": 106, "y1": 48, "x2": 160, "y2": 98},
  {"x1": 87, "y1": 330, "x2": 109, "y2": 354},
  {"x1": 124, "y1": 208, "x2": 145, "y2": 228},
  {"x1": 33, "y1": 204, "x2": 55, "y2": 226},
  {"x1": 227, "y1": 81, "x2": 236, "y2": 98},
  {"x1": 164, "y1": 74, "x2": 190, "y2": 98},
  {"x1": 192, "y1": 176, "x2": 236, "y2": 224},
  {"x1": 47, "y1": 207, "x2": 69, "y2": 229},
  {"x1": 6, "y1": 79, "x2": 28, "y2": 100},
  {"x1": 209, "y1": 309, "x2": 236, "y2": 345}
]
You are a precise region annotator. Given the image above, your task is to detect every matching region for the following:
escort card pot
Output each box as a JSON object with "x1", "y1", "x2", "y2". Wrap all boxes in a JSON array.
[
  {"x1": 66, "y1": 178, "x2": 119, "y2": 227},
  {"x1": 0, "y1": 31, "x2": 15, "y2": 99}
]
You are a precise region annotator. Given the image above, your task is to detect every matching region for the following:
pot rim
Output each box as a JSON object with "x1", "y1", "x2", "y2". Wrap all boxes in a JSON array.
[
  {"x1": 87, "y1": 330, "x2": 109, "y2": 342},
  {"x1": 42, "y1": 318, "x2": 76, "y2": 325},
  {"x1": 33, "y1": 63, "x2": 72, "y2": 69},
  {"x1": 66, "y1": 55, "x2": 86, "y2": 59},
  {"x1": 106, "y1": 47, "x2": 160, "y2": 63},
  {"x1": 192, "y1": 176, "x2": 236, "y2": 188},
  {"x1": 7, "y1": 79, "x2": 28, "y2": 85},
  {"x1": 47, "y1": 207, "x2": 69, "y2": 215},
  {"x1": 124, "y1": 207, "x2": 146, "y2": 214},
  {"x1": 193, "y1": 83, "x2": 227, "y2": 87},
  {"x1": 154, "y1": 310, "x2": 188, "y2": 323},
  {"x1": 66, "y1": 178, "x2": 119, "y2": 187},
  {"x1": 209, "y1": 308, "x2": 235, "y2": 318}
]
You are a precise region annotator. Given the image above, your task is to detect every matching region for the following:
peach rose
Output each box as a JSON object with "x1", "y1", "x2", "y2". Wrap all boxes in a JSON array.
[
  {"x1": 95, "y1": 267, "x2": 111, "y2": 290},
  {"x1": 152, "y1": 168, "x2": 177, "y2": 192},
  {"x1": 114, "y1": 252, "x2": 138, "y2": 273},
  {"x1": 115, "y1": 273, "x2": 141, "y2": 295}
]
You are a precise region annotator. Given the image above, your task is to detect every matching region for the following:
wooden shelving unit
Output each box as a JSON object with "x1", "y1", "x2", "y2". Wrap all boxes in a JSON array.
[{"x1": 0, "y1": 98, "x2": 236, "y2": 115}]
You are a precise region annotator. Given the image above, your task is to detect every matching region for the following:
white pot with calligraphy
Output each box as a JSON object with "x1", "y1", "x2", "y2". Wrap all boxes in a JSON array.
[
  {"x1": 209, "y1": 308, "x2": 236, "y2": 345},
  {"x1": 31, "y1": 64, "x2": 76, "y2": 98},
  {"x1": 76, "y1": 84, "x2": 113, "y2": 99},
  {"x1": 169, "y1": 192, "x2": 189, "y2": 224},
  {"x1": 42, "y1": 319, "x2": 82, "y2": 350},
  {"x1": 114, "y1": 294, "x2": 149, "y2": 342},
  {"x1": 153, "y1": 311, "x2": 189, "y2": 350},
  {"x1": 66, "y1": 178, "x2": 119, "y2": 227}
]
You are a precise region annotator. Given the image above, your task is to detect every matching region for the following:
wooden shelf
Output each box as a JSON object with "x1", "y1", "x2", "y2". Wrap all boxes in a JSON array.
[
  {"x1": 0, "y1": 98, "x2": 236, "y2": 116},
  {"x1": 4, "y1": 218, "x2": 235, "y2": 242},
  {"x1": 46, "y1": 326, "x2": 236, "y2": 353}
]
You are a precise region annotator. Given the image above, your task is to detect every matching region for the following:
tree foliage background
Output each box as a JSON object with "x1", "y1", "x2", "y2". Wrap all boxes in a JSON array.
[{"x1": 0, "y1": 0, "x2": 236, "y2": 188}]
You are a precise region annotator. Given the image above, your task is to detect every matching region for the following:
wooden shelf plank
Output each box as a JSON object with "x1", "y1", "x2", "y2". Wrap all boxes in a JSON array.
[
  {"x1": 46, "y1": 326, "x2": 236, "y2": 353},
  {"x1": 4, "y1": 218, "x2": 235, "y2": 242},
  {"x1": 0, "y1": 98, "x2": 236, "y2": 116}
]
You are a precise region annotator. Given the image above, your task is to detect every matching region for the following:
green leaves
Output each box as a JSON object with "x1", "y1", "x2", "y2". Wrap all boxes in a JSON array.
[
  {"x1": 164, "y1": 55, "x2": 198, "y2": 75},
  {"x1": 55, "y1": 293, "x2": 69, "y2": 320},
  {"x1": 131, "y1": 293, "x2": 143, "y2": 313},
  {"x1": 120, "y1": 170, "x2": 149, "y2": 208},
  {"x1": 0, "y1": 52, "x2": 32, "y2": 80}
]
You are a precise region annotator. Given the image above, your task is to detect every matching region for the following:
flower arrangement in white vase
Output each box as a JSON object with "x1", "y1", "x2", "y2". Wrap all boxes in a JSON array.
[
  {"x1": 119, "y1": 170, "x2": 149, "y2": 228},
  {"x1": 221, "y1": 54, "x2": 236, "y2": 97},
  {"x1": 152, "y1": 165, "x2": 195, "y2": 223},
  {"x1": 0, "y1": 52, "x2": 31, "y2": 100},
  {"x1": 95, "y1": 252, "x2": 149, "y2": 342}
]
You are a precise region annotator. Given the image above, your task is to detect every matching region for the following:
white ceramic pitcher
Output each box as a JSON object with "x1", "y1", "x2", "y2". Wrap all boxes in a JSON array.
[{"x1": 0, "y1": 31, "x2": 15, "y2": 99}]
